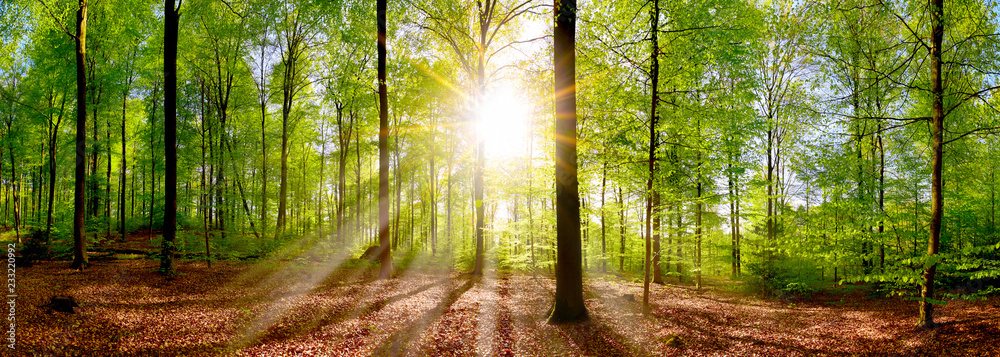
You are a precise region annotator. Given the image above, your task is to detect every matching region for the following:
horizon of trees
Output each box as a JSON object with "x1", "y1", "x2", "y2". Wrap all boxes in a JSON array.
[{"x1": 2, "y1": 0, "x2": 1000, "y2": 327}]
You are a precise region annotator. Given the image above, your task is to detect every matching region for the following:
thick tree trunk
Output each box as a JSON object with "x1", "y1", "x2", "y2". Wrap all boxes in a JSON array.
[
  {"x1": 160, "y1": 0, "x2": 179, "y2": 275},
  {"x1": 548, "y1": 0, "x2": 587, "y2": 323},
  {"x1": 71, "y1": 0, "x2": 89, "y2": 270},
  {"x1": 377, "y1": 0, "x2": 392, "y2": 279}
]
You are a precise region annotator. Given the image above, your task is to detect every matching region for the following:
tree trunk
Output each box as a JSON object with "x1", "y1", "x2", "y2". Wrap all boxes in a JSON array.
[
  {"x1": 619, "y1": 186, "x2": 625, "y2": 271},
  {"x1": 696, "y1": 150, "x2": 703, "y2": 290},
  {"x1": 918, "y1": 0, "x2": 944, "y2": 328},
  {"x1": 47, "y1": 95, "x2": 66, "y2": 236},
  {"x1": 200, "y1": 83, "x2": 209, "y2": 267},
  {"x1": 600, "y1": 160, "x2": 607, "y2": 273},
  {"x1": 643, "y1": 0, "x2": 660, "y2": 314},
  {"x1": 377, "y1": 0, "x2": 392, "y2": 279},
  {"x1": 7, "y1": 139, "x2": 19, "y2": 240},
  {"x1": 71, "y1": 0, "x2": 89, "y2": 270},
  {"x1": 430, "y1": 116, "x2": 437, "y2": 255},
  {"x1": 120, "y1": 72, "x2": 132, "y2": 240},
  {"x1": 729, "y1": 164, "x2": 737, "y2": 277},
  {"x1": 547, "y1": 0, "x2": 587, "y2": 324},
  {"x1": 277, "y1": 25, "x2": 302, "y2": 234},
  {"x1": 160, "y1": 0, "x2": 179, "y2": 275},
  {"x1": 676, "y1": 202, "x2": 682, "y2": 281}
]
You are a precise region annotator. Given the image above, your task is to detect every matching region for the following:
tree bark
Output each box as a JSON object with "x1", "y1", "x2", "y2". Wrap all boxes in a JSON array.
[
  {"x1": 119, "y1": 71, "x2": 132, "y2": 240},
  {"x1": 47, "y1": 94, "x2": 66, "y2": 236},
  {"x1": 600, "y1": 160, "x2": 607, "y2": 273},
  {"x1": 430, "y1": 115, "x2": 437, "y2": 255},
  {"x1": 277, "y1": 21, "x2": 303, "y2": 234},
  {"x1": 643, "y1": 0, "x2": 660, "y2": 314},
  {"x1": 160, "y1": 0, "x2": 179, "y2": 275},
  {"x1": 377, "y1": 0, "x2": 392, "y2": 279},
  {"x1": 918, "y1": 0, "x2": 944, "y2": 328},
  {"x1": 71, "y1": 0, "x2": 89, "y2": 270},
  {"x1": 548, "y1": 0, "x2": 587, "y2": 323}
]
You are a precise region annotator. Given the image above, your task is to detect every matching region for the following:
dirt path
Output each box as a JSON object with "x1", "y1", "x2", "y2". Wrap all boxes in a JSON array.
[{"x1": 12, "y1": 259, "x2": 1000, "y2": 356}]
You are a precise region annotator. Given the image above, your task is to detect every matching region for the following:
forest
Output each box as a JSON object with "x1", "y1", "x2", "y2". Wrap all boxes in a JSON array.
[{"x1": 2, "y1": 0, "x2": 1000, "y2": 355}]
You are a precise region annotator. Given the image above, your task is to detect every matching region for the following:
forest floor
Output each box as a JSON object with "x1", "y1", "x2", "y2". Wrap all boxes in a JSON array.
[{"x1": 8, "y1": 238, "x2": 1000, "y2": 356}]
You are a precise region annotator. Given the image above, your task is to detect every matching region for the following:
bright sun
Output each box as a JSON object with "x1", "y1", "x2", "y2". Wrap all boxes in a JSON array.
[{"x1": 477, "y1": 83, "x2": 532, "y2": 160}]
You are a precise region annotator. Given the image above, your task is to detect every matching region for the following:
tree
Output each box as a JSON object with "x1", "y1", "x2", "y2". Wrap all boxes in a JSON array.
[
  {"x1": 548, "y1": 0, "x2": 588, "y2": 324},
  {"x1": 416, "y1": 0, "x2": 541, "y2": 275},
  {"x1": 160, "y1": 0, "x2": 180, "y2": 276},
  {"x1": 642, "y1": 0, "x2": 661, "y2": 315},
  {"x1": 36, "y1": 0, "x2": 91, "y2": 270},
  {"x1": 377, "y1": 0, "x2": 392, "y2": 279}
]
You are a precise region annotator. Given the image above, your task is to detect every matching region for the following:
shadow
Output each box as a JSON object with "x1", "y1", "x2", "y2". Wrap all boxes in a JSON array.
[
  {"x1": 494, "y1": 275, "x2": 515, "y2": 356},
  {"x1": 935, "y1": 315, "x2": 1000, "y2": 327},
  {"x1": 369, "y1": 274, "x2": 477, "y2": 356},
  {"x1": 550, "y1": 319, "x2": 649, "y2": 357},
  {"x1": 238, "y1": 273, "x2": 458, "y2": 349},
  {"x1": 649, "y1": 305, "x2": 856, "y2": 356}
]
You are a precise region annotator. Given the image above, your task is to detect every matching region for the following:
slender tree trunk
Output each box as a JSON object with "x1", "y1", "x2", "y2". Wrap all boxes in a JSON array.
[
  {"x1": 393, "y1": 121, "x2": 401, "y2": 250},
  {"x1": 766, "y1": 127, "x2": 774, "y2": 263},
  {"x1": 878, "y1": 123, "x2": 885, "y2": 269},
  {"x1": 600, "y1": 160, "x2": 607, "y2": 273},
  {"x1": 258, "y1": 35, "x2": 269, "y2": 235},
  {"x1": 643, "y1": 0, "x2": 660, "y2": 314},
  {"x1": 7, "y1": 140, "x2": 19, "y2": 241},
  {"x1": 277, "y1": 25, "x2": 302, "y2": 234},
  {"x1": 676, "y1": 201, "x2": 682, "y2": 281},
  {"x1": 106, "y1": 111, "x2": 112, "y2": 238},
  {"x1": 88, "y1": 84, "x2": 101, "y2": 219},
  {"x1": 696, "y1": 150, "x2": 703, "y2": 290},
  {"x1": 430, "y1": 116, "x2": 437, "y2": 255},
  {"x1": 918, "y1": 0, "x2": 944, "y2": 328},
  {"x1": 356, "y1": 123, "x2": 362, "y2": 243},
  {"x1": 120, "y1": 73, "x2": 132, "y2": 240},
  {"x1": 319, "y1": 119, "x2": 326, "y2": 239},
  {"x1": 47, "y1": 95, "x2": 66, "y2": 235},
  {"x1": 444, "y1": 143, "x2": 453, "y2": 254},
  {"x1": 200, "y1": 84, "x2": 210, "y2": 267},
  {"x1": 729, "y1": 164, "x2": 737, "y2": 277},
  {"x1": 619, "y1": 186, "x2": 626, "y2": 271},
  {"x1": 149, "y1": 83, "x2": 160, "y2": 241},
  {"x1": 652, "y1": 191, "x2": 662, "y2": 283}
]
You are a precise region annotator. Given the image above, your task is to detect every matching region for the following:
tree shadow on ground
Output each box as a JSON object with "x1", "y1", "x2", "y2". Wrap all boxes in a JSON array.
[
  {"x1": 244, "y1": 273, "x2": 457, "y2": 347},
  {"x1": 648, "y1": 302, "x2": 901, "y2": 356},
  {"x1": 548, "y1": 319, "x2": 649, "y2": 357},
  {"x1": 369, "y1": 274, "x2": 477, "y2": 355}
]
